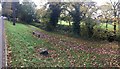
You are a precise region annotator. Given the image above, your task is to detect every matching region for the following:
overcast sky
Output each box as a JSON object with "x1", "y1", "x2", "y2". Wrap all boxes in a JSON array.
[
  {"x1": 0, "y1": 0, "x2": 119, "y2": 10},
  {"x1": 93, "y1": 0, "x2": 118, "y2": 6},
  {"x1": 32, "y1": 0, "x2": 119, "y2": 8}
]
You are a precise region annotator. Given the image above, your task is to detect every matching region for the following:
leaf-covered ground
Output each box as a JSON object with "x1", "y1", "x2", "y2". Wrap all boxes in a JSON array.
[{"x1": 5, "y1": 20, "x2": 120, "y2": 67}]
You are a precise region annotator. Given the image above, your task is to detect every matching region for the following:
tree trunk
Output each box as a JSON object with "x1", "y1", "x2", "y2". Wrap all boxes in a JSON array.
[
  {"x1": 72, "y1": 22, "x2": 80, "y2": 36},
  {"x1": 118, "y1": 6, "x2": 120, "y2": 24},
  {"x1": 113, "y1": 8, "x2": 117, "y2": 35},
  {"x1": 71, "y1": 4, "x2": 81, "y2": 36},
  {"x1": 46, "y1": 4, "x2": 61, "y2": 31},
  {"x1": 46, "y1": 11, "x2": 60, "y2": 31},
  {"x1": 69, "y1": 20, "x2": 71, "y2": 26},
  {"x1": 12, "y1": 2, "x2": 16, "y2": 25}
]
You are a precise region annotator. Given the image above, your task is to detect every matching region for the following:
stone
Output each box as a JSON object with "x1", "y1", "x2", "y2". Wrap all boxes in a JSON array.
[
  {"x1": 40, "y1": 49, "x2": 49, "y2": 56},
  {"x1": 38, "y1": 35, "x2": 40, "y2": 38},
  {"x1": 33, "y1": 32, "x2": 35, "y2": 35}
]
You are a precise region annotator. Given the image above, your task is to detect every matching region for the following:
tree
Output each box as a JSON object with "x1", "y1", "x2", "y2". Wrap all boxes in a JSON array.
[
  {"x1": 109, "y1": 0, "x2": 119, "y2": 35},
  {"x1": 36, "y1": 7, "x2": 46, "y2": 21},
  {"x1": 1, "y1": 2, "x2": 12, "y2": 20},
  {"x1": 18, "y1": 0, "x2": 36, "y2": 23},
  {"x1": 2, "y1": 1, "x2": 20, "y2": 25},
  {"x1": 99, "y1": 3, "x2": 113, "y2": 18},
  {"x1": 60, "y1": 12, "x2": 72, "y2": 26},
  {"x1": 70, "y1": 3, "x2": 82, "y2": 36},
  {"x1": 82, "y1": 2, "x2": 97, "y2": 37},
  {"x1": 12, "y1": 2, "x2": 20, "y2": 25},
  {"x1": 99, "y1": 3, "x2": 113, "y2": 35},
  {"x1": 36, "y1": 4, "x2": 50, "y2": 23},
  {"x1": 46, "y1": 2, "x2": 96, "y2": 36},
  {"x1": 46, "y1": 2, "x2": 62, "y2": 31},
  {"x1": 56, "y1": 2, "x2": 83, "y2": 36},
  {"x1": 118, "y1": 1, "x2": 120, "y2": 24}
]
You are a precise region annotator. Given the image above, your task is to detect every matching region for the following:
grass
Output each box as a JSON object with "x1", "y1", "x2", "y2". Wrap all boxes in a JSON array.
[
  {"x1": 57, "y1": 20, "x2": 120, "y2": 39},
  {"x1": 58, "y1": 20, "x2": 72, "y2": 26},
  {"x1": 94, "y1": 23, "x2": 119, "y2": 31},
  {"x1": 58, "y1": 20, "x2": 119, "y2": 31},
  {"x1": 5, "y1": 20, "x2": 119, "y2": 67}
]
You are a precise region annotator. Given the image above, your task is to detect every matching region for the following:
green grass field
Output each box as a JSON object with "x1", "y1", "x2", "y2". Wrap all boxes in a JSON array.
[
  {"x1": 94, "y1": 23, "x2": 119, "y2": 31},
  {"x1": 58, "y1": 20, "x2": 119, "y2": 31},
  {"x1": 57, "y1": 20, "x2": 120, "y2": 39},
  {"x1": 58, "y1": 20, "x2": 72, "y2": 26},
  {"x1": 5, "y1": 20, "x2": 119, "y2": 67}
]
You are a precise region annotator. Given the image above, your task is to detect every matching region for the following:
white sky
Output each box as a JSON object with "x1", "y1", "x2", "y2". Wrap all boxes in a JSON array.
[
  {"x1": 0, "y1": 0, "x2": 119, "y2": 11},
  {"x1": 32, "y1": 0, "x2": 119, "y2": 8},
  {"x1": 93, "y1": 0, "x2": 118, "y2": 6}
]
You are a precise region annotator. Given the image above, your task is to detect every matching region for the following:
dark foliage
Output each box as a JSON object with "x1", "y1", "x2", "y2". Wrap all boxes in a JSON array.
[{"x1": 46, "y1": 3, "x2": 61, "y2": 31}]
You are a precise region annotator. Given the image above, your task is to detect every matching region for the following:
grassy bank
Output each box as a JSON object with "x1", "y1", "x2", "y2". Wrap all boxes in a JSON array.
[{"x1": 5, "y1": 20, "x2": 119, "y2": 67}]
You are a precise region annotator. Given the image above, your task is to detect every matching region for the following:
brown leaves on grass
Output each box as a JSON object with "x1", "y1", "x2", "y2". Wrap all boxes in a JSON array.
[
  {"x1": 33, "y1": 30, "x2": 119, "y2": 67},
  {"x1": 7, "y1": 44, "x2": 12, "y2": 67},
  {"x1": 33, "y1": 30, "x2": 119, "y2": 55},
  {"x1": 35, "y1": 47, "x2": 59, "y2": 59}
]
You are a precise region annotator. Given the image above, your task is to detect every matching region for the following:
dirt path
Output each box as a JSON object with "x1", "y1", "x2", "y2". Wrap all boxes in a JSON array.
[{"x1": 33, "y1": 30, "x2": 119, "y2": 55}]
